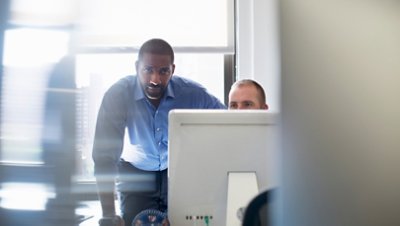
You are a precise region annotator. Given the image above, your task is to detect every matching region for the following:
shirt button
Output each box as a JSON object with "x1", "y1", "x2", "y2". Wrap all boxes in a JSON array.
[
  {"x1": 156, "y1": 128, "x2": 160, "y2": 132},
  {"x1": 158, "y1": 142, "x2": 161, "y2": 146}
]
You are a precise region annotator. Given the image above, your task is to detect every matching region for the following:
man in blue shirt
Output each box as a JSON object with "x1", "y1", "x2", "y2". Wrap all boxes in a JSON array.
[{"x1": 92, "y1": 38, "x2": 226, "y2": 226}]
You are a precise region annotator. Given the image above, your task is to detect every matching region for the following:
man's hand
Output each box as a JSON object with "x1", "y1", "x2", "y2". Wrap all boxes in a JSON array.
[{"x1": 98, "y1": 215, "x2": 125, "y2": 226}]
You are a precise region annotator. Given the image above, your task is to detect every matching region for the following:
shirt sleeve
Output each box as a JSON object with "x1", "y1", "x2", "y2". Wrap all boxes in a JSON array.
[
  {"x1": 199, "y1": 89, "x2": 227, "y2": 109},
  {"x1": 92, "y1": 82, "x2": 128, "y2": 176},
  {"x1": 209, "y1": 95, "x2": 227, "y2": 109}
]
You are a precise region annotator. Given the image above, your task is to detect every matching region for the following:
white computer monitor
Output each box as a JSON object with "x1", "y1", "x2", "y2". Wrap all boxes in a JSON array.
[{"x1": 168, "y1": 109, "x2": 279, "y2": 226}]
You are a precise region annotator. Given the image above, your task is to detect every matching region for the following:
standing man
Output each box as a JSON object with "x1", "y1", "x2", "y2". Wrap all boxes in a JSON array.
[
  {"x1": 228, "y1": 79, "x2": 269, "y2": 110},
  {"x1": 92, "y1": 38, "x2": 226, "y2": 226}
]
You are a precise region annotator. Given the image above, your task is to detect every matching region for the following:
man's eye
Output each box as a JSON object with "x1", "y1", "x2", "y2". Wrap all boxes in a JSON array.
[
  {"x1": 159, "y1": 68, "x2": 170, "y2": 75},
  {"x1": 143, "y1": 67, "x2": 153, "y2": 74},
  {"x1": 244, "y1": 102, "x2": 254, "y2": 107},
  {"x1": 229, "y1": 103, "x2": 237, "y2": 108}
]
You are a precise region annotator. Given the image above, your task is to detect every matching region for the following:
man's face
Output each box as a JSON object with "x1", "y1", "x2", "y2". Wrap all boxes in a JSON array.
[
  {"x1": 136, "y1": 53, "x2": 175, "y2": 100},
  {"x1": 228, "y1": 84, "x2": 267, "y2": 109}
]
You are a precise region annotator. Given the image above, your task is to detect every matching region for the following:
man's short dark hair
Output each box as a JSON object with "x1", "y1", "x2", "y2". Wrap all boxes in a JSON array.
[
  {"x1": 138, "y1": 38, "x2": 175, "y2": 63},
  {"x1": 232, "y1": 79, "x2": 266, "y2": 104}
]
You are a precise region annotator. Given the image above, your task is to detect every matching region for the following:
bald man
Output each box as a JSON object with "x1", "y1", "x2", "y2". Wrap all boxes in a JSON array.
[{"x1": 228, "y1": 79, "x2": 269, "y2": 110}]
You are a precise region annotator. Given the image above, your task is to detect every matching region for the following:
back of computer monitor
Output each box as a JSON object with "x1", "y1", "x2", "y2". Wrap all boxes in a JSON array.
[{"x1": 168, "y1": 110, "x2": 279, "y2": 226}]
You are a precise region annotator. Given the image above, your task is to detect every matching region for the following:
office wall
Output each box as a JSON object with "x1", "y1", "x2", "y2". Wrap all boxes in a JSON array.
[
  {"x1": 236, "y1": 0, "x2": 280, "y2": 113},
  {"x1": 280, "y1": 0, "x2": 400, "y2": 225}
]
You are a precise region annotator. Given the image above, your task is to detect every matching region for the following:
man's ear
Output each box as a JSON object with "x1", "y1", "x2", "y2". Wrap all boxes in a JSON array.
[
  {"x1": 171, "y1": 64, "x2": 176, "y2": 75},
  {"x1": 263, "y1": 104, "x2": 269, "y2": 110}
]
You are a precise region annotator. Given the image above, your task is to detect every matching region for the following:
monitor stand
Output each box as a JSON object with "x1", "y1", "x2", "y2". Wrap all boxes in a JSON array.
[{"x1": 226, "y1": 172, "x2": 259, "y2": 226}]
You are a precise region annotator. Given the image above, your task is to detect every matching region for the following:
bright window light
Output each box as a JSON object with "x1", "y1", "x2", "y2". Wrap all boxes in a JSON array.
[
  {"x1": 2, "y1": 28, "x2": 70, "y2": 67},
  {"x1": 78, "y1": 0, "x2": 230, "y2": 47},
  {"x1": 0, "y1": 182, "x2": 55, "y2": 211}
]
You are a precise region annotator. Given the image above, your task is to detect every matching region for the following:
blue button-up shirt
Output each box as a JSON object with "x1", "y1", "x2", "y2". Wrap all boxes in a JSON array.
[{"x1": 92, "y1": 75, "x2": 226, "y2": 175}]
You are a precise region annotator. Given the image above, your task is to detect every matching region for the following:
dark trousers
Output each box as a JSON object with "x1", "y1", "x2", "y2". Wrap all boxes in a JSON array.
[{"x1": 117, "y1": 160, "x2": 168, "y2": 225}]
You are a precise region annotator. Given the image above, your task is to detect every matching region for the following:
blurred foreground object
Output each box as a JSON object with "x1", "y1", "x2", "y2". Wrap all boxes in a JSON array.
[{"x1": 279, "y1": 0, "x2": 400, "y2": 226}]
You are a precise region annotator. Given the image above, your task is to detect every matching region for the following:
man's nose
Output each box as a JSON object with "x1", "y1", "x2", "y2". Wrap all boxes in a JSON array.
[{"x1": 149, "y1": 72, "x2": 161, "y2": 85}]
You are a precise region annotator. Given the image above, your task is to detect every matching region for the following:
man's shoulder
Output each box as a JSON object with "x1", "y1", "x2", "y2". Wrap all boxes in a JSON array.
[
  {"x1": 171, "y1": 76, "x2": 205, "y2": 90},
  {"x1": 107, "y1": 75, "x2": 135, "y2": 90},
  {"x1": 115, "y1": 75, "x2": 136, "y2": 86},
  {"x1": 104, "y1": 75, "x2": 136, "y2": 98}
]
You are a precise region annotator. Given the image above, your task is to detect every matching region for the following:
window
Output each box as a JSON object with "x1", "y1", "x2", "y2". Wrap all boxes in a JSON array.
[
  {"x1": 74, "y1": 0, "x2": 234, "y2": 180},
  {"x1": 1, "y1": 0, "x2": 234, "y2": 182},
  {"x1": 77, "y1": 0, "x2": 232, "y2": 48}
]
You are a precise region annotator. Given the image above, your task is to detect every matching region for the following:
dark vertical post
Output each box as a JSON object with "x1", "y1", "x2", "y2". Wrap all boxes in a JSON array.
[{"x1": 224, "y1": 54, "x2": 236, "y2": 106}]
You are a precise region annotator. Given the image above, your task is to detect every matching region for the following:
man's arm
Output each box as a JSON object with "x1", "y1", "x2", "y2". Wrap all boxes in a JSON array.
[
  {"x1": 95, "y1": 172, "x2": 125, "y2": 226},
  {"x1": 95, "y1": 176, "x2": 124, "y2": 225},
  {"x1": 92, "y1": 81, "x2": 129, "y2": 224},
  {"x1": 96, "y1": 176, "x2": 117, "y2": 217}
]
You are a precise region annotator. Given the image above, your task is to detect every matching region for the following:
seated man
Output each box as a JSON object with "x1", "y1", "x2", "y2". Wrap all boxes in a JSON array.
[
  {"x1": 228, "y1": 79, "x2": 269, "y2": 110},
  {"x1": 229, "y1": 80, "x2": 271, "y2": 226}
]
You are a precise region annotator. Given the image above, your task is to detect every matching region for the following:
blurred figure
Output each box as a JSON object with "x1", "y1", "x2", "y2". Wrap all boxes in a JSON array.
[
  {"x1": 228, "y1": 79, "x2": 269, "y2": 110},
  {"x1": 42, "y1": 55, "x2": 76, "y2": 226}
]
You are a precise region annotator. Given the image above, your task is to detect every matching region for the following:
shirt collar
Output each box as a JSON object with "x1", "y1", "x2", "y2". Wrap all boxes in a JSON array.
[
  {"x1": 133, "y1": 76, "x2": 145, "y2": 101},
  {"x1": 165, "y1": 78, "x2": 175, "y2": 99}
]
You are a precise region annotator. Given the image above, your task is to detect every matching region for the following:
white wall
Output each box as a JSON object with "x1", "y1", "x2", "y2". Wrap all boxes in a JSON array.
[{"x1": 236, "y1": 0, "x2": 280, "y2": 113}]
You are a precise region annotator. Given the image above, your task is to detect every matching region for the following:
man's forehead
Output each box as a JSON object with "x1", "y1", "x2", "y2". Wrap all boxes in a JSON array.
[
  {"x1": 141, "y1": 53, "x2": 172, "y2": 62},
  {"x1": 233, "y1": 85, "x2": 258, "y2": 96},
  {"x1": 140, "y1": 64, "x2": 171, "y2": 69},
  {"x1": 236, "y1": 99, "x2": 256, "y2": 103}
]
